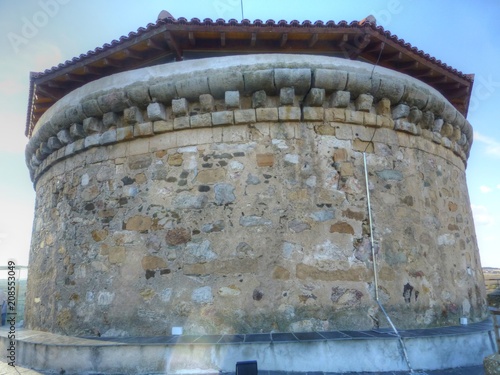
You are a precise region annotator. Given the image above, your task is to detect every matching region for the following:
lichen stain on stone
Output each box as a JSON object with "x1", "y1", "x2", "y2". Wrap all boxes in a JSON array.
[{"x1": 403, "y1": 283, "x2": 414, "y2": 303}]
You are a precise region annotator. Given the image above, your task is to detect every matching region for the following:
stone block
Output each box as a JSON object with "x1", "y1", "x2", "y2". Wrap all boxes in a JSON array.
[
  {"x1": 116, "y1": 126, "x2": 134, "y2": 142},
  {"x1": 394, "y1": 119, "x2": 418, "y2": 135},
  {"x1": 123, "y1": 106, "x2": 144, "y2": 124},
  {"x1": 149, "y1": 80, "x2": 177, "y2": 103},
  {"x1": 225, "y1": 91, "x2": 240, "y2": 109},
  {"x1": 172, "y1": 98, "x2": 189, "y2": 117},
  {"x1": 153, "y1": 120, "x2": 173, "y2": 134},
  {"x1": 403, "y1": 84, "x2": 428, "y2": 109},
  {"x1": 330, "y1": 90, "x2": 350, "y2": 108},
  {"x1": 303, "y1": 107, "x2": 324, "y2": 121},
  {"x1": 313, "y1": 69, "x2": 347, "y2": 91},
  {"x1": 392, "y1": 104, "x2": 410, "y2": 119},
  {"x1": 234, "y1": 109, "x2": 256, "y2": 124},
  {"x1": 243, "y1": 69, "x2": 275, "y2": 94},
  {"x1": 355, "y1": 94, "x2": 373, "y2": 112},
  {"x1": 57, "y1": 129, "x2": 72, "y2": 145},
  {"x1": 81, "y1": 98, "x2": 103, "y2": 117},
  {"x1": 274, "y1": 68, "x2": 311, "y2": 94},
  {"x1": 101, "y1": 114, "x2": 118, "y2": 131},
  {"x1": 280, "y1": 87, "x2": 295, "y2": 105},
  {"x1": 83, "y1": 117, "x2": 103, "y2": 134},
  {"x1": 70, "y1": 123, "x2": 85, "y2": 139},
  {"x1": 315, "y1": 125, "x2": 335, "y2": 136},
  {"x1": 376, "y1": 98, "x2": 391, "y2": 116},
  {"x1": 256, "y1": 108, "x2": 279, "y2": 122},
  {"x1": 372, "y1": 79, "x2": 404, "y2": 103},
  {"x1": 176, "y1": 76, "x2": 209, "y2": 100},
  {"x1": 147, "y1": 102, "x2": 167, "y2": 121},
  {"x1": 305, "y1": 88, "x2": 325, "y2": 106},
  {"x1": 345, "y1": 72, "x2": 371, "y2": 98},
  {"x1": 420, "y1": 111, "x2": 434, "y2": 130},
  {"x1": 252, "y1": 90, "x2": 267, "y2": 108},
  {"x1": 433, "y1": 118, "x2": 444, "y2": 133},
  {"x1": 39, "y1": 142, "x2": 51, "y2": 157},
  {"x1": 441, "y1": 122, "x2": 454, "y2": 138},
  {"x1": 483, "y1": 353, "x2": 500, "y2": 374},
  {"x1": 363, "y1": 112, "x2": 378, "y2": 127},
  {"x1": 97, "y1": 90, "x2": 130, "y2": 113},
  {"x1": 100, "y1": 129, "x2": 117, "y2": 145},
  {"x1": 84, "y1": 133, "x2": 101, "y2": 148},
  {"x1": 125, "y1": 82, "x2": 151, "y2": 107},
  {"x1": 239, "y1": 215, "x2": 272, "y2": 227},
  {"x1": 212, "y1": 111, "x2": 234, "y2": 126},
  {"x1": 325, "y1": 108, "x2": 346, "y2": 122},
  {"x1": 214, "y1": 183, "x2": 236, "y2": 205},
  {"x1": 197, "y1": 169, "x2": 226, "y2": 184},
  {"x1": 47, "y1": 136, "x2": 62, "y2": 150},
  {"x1": 199, "y1": 94, "x2": 215, "y2": 112},
  {"x1": 209, "y1": 71, "x2": 244, "y2": 98},
  {"x1": 345, "y1": 110, "x2": 364, "y2": 124},
  {"x1": 134, "y1": 122, "x2": 154, "y2": 137},
  {"x1": 424, "y1": 92, "x2": 445, "y2": 115},
  {"x1": 65, "y1": 104, "x2": 85, "y2": 124},
  {"x1": 174, "y1": 116, "x2": 190, "y2": 130},
  {"x1": 408, "y1": 107, "x2": 422, "y2": 124},
  {"x1": 256, "y1": 153, "x2": 274, "y2": 167},
  {"x1": 279, "y1": 106, "x2": 301, "y2": 121},
  {"x1": 190, "y1": 113, "x2": 212, "y2": 128}
]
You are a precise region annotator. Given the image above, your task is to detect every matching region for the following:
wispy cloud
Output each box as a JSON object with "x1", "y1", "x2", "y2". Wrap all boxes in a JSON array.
[
  {"x1": 471, "y1": 204, "x2": 495, "y2": 226},
  {"x1": 480, "y1": 185, "x2": 493, "y2": 193},
  {"x1": 474, "y1": 131, "x2": 500, "y2": 157}
]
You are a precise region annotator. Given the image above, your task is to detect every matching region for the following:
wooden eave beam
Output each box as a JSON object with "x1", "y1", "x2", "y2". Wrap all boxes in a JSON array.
[
  {"x1": 35, "y1": 84, "x2": 63, "y2": 100},
  {"x1": 308, "y1": 33, "x2": 319, "y2": 48},
  {"x1": 188, "y1": 31, "x2": 196, "y2": 46},
  {"x1": 250, "y1": 32, "x2": 256, "y2": 47},
  {"x1": 163, "y1": 31, "x2": 183, "y2": 61},
  {"x1": 280, "y1": 33, "x2": 288, "y2": 47},
  {"x1": 220, "y1": 32, "x2": 226, "y2": 47}
]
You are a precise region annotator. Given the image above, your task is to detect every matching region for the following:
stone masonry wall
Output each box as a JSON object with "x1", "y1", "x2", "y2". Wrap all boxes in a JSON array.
[{"x1": 24, "y1": 55, "x2": 487, "y2": 336}]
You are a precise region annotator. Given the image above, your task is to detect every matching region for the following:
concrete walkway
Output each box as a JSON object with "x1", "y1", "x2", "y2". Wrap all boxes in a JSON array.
[{"x1": 0, "y1": 360, "x2": 486, "y2": 375}]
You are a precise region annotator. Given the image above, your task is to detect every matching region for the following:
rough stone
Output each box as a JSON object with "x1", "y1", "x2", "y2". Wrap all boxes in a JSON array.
[
  {"x1": 239, "y1": 215, "x2": 272, "y2": 227},
  {"x1": 313, "y1": 69, "x2": 347, "y2": 91},
  {"x1": 280, "y1": 87, "x2": 295, "y2": 105},
  {"x1": 126, "y1": 215, "x2": 152, "y2": 231},
  {"x1": 190, "y1": 114, "x2": 212, "y2": 128},
  {"x1": 199, "y1": 94, "x2": 215, "y2": 112},
  {"x1": 147, "y1": 102, "x2": 167, "y2": 121},
  {"x1": 330, "y1": 91, "x2": 350, "y2": 108},
  {"x1": 278, "y1": 106, "x2": 301, "y2": 121},
  {"x1": 174, "y1": 116, "x2": 190, "y2": 130},
  {"x1": 252, "y1": 90, "x2": 267, "y2": 108},
  {"x1": 83, "y1": 117, "x2": 103, "y2": 134},
  {"x1": 288, "y1": 219, "x2": 311, "y2": 233},
  {"x1": 234, "y1": 109, "x2": 256, "y2": 124},
  {"x1": 243, "y1": 69, "x2": 275, "y2": 94},
  {"x1": 153, "y1": 120, "x2": 173, "y2": 133},
  {"x1": 172, "y1": 192, "x2": 208, "y2": 209},
  {"x1": 392, "y1": 104, "x2": 410, "y2": 119},
  {"x1": 172, "y1": 98, "x2": 189, "y2": 117},
  {"x1": 355, "y1": 94, "x2": 373, "y2": 112},
  {"x1": 165, "y1": 227, "x2": 191, "y2": 245},
  {"x1": 103, "y1": 112, "x2": 121, "y2": 128},
  {"x1": 134, "y1": 122, "x2": 154, "y2": 137},
  {"x1": 123, "y1": 106, "x2": 144, "y2": 124},
  {"x1": 305, "y1": 88, "x2": 325, "y2": 106},
  {"x1": 256, "y1": 108, "x2": 278, "y2": 122},
  {"x1": 149, "y1": 80, "x2": 177, "y2": 103},
  {"x1": 303, "y1": 107, "x2": 324, "y2": 121},
  {"x1": 192, "y1": 286, "x2": 213, "y2": 304},
  {"x1": 256, "y1": 153, "x2": 274, "y2": 167},
  {"x1": 176, "y1": 77, "x2": 209, "y2": 100},
  {"x1": 225, "y1": 91, "x2": 240, "y2": 109},
  {"x1": 214, "y1": 183, "x2": 236, "y2": 205},
  {"x1": 212, "y1": 111, "x2": 234, "y2": 126},
  {"x1": 330, "y1": 222, "x2": 355, "y2": 235},
  {"x1": 209, "y1": 71, "x2": 243, "y2": 98},
  {"x1": 274, "y1": 68, "x2": 311, "y2": 94}
]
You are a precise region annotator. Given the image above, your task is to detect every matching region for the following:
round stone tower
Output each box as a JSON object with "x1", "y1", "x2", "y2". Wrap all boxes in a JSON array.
[{"x1": 24, "y1": 53, "x2": 487, "y2": 337}]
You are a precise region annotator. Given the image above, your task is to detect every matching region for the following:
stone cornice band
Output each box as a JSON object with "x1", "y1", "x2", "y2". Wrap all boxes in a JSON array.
[{"x1": 26, "y1": 54, "x2": 473, "y2": 183}]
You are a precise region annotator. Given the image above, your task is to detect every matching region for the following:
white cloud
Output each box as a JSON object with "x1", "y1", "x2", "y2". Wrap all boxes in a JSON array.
[
  {"x1": 471, "y1": 204, "x2": 495, "y2": 226},
  {"x1": 480, "y1": 185, "x2": 493, "y2": 193},
  {"x1": 474, "y1": 131, "x2": 500, "y2": 157}
]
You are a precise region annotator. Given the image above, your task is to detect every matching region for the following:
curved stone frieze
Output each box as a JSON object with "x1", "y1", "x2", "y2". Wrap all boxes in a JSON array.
[{"x1": 26, "y1": 54, "x2": 472, "y2": 183}]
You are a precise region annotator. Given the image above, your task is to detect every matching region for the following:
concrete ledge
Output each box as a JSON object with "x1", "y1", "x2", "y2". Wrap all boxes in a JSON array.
[{"x1": 0, "y1": 321, "x2": 495, "y2": 374}]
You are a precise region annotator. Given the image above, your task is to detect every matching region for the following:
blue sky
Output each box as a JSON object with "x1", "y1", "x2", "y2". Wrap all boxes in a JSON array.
[{"x1": 0, "y1": 0, "x2": 499, "y2": 268}]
